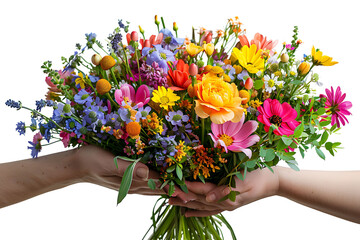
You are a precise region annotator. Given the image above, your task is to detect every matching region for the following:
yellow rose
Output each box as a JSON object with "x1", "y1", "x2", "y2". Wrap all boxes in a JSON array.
[{"x1": 194, "y1": 73, "x2": 243, "y2": 124}]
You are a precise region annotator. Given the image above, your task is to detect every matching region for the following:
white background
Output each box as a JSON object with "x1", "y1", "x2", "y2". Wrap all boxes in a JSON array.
[{"x1": 1, "y1": 0, "x2": 360, "y2": 239}]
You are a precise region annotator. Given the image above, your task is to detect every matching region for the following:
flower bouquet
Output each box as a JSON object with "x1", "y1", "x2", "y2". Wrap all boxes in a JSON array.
[{"x1": 7, "y1": 16, "x2": 352, "y2": 239}]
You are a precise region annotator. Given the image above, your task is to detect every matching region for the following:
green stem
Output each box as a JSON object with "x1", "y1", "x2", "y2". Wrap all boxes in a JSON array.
[{"x1": 201, "y1": 118, "x2": 205, "y2": 145}]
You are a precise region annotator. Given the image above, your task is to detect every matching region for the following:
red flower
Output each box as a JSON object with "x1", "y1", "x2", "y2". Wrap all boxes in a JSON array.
[{"x1": 167, "y1": 59, "x2": 192, "y2": 91}]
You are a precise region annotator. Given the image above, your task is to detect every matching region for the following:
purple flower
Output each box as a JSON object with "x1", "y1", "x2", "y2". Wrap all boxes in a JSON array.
[
  {"x1": 166, "y1": 110, "x2": 189, "y2": 127},
  {"x1": 140, "y1": 62, "x2": 168, "y2": 89},
  {"x1": 135, "y1": 106, "x2": 151, "y2": 121}
]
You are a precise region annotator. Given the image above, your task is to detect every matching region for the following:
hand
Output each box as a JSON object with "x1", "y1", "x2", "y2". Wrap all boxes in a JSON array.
[
  {"x1": 169, "y1": 167, "x2": 280, "y2": 217},
  {"x1": 75, "y1": 145, "x2": 163, "y2": 195}
]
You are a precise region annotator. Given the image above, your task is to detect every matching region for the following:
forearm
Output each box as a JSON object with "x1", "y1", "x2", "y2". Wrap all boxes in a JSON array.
[
  {"x1": 276, "y1": 166, "x2": 360, "y2": 223},
  {"x1": 0, "y1": 149, "x2": 81, "y2": 208}
]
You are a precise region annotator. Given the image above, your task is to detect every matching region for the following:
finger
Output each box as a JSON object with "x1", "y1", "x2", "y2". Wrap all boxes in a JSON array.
[
  {"x1": 206, "y1": 185, "x2": 231, "y2": 203},
  {"x1": 169, "y1": 198, "x2": 222, "y2": 212},
  {"x1": 184, "y1": 209, "x2": 222, "y2": 218},
  {"x1": 184, "y1": 181, "x2": 218, "y2": 195},
  {"x1": 115, "y1": 158, "x2": 149, "y2": 181}
]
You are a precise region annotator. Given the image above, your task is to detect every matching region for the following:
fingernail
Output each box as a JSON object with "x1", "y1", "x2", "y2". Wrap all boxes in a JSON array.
[
  {"x1": 206, "y1": 193, "x2": 216, "y2": 202},
  {"x1": 136, "y1": 167, "x2": 148, "y2": 180}
]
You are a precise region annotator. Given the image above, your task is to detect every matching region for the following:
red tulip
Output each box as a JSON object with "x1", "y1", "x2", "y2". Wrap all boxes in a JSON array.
[
  {"x1": 130, "y1": 31, "x2": 139, "y2": 42},
  {"x1": 245, "y1": 77, "x2": 253, "y2": 90},
  {"x1": 167, "y1": 59, "x2": 191, "y2": 91},
  {"x1": 189, "y1": 63, "x2": 198, "y2": 76}
]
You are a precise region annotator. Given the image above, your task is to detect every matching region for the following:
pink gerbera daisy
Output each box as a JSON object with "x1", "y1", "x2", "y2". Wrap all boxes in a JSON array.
[
  {"x1": 257, "y1": 99, "x2": 300, "y2": 136},
  {"x1": 209, "y1": 115, "x2": 260, "y2": 158},
  {"x1": 320, "y1": 86, "x2": 352, "y2": 128}
]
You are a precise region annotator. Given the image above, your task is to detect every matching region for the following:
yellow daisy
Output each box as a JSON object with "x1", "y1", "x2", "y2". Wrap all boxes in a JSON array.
[
  {"x1": 151, "y1": 86, "x2": 180, "y2": 110},
  {"x1": 231, "y1": 44, "x2": 264, "y2": 74},
  {"x1": 311, "y1": 46, "x2": 338, "y2": 66}
]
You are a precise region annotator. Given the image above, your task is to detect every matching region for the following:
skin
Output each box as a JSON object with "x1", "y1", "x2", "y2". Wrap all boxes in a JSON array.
[
  {"x1": 169, "y1": 166, "x2": 360, "y2": 224},
  {"x1": 0, "y1": 145, "x2": 162, "y2": 208}
]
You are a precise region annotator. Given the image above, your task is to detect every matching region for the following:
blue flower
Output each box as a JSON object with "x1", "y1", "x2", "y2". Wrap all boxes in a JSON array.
[
  {"x1": 5, "y1": 99, "x2": 21, "y2": 109},
  {"x1": 74, "y1": 89, "x2": 92, "y2": 105},
  {"x1": 142, "y1": 45, "x2": 175, "y2": 72},
  {"x1": 75, "y1": 121, "x2": 87, "y2": 138},
  {"x1": 85, "y1": 33, "x2": 97, "y2": 42},
  {"x1": 28, "y1": 141, "x2": 41, "y2": 158},
  {"x1": 30, "y1": 118, "x2": 37, "y2": 131},
  {"x1": 16, "y1": 121, "x2": 26, "y2": 135},
  {"x1": 39, "y1": 122, "x2": 55, "y2": 143},
  {"x1": 83, "y1": 105, "x2": 104, "y2": 124},
  {"x1": 65, "y1": 118, "x2": 77, "y2": 131},
  {"x1": 56, "y1": 99, "x2": 73, "y2": 117},
  {"x1": 159, "y1": 28, "x2": 185, "y2": 50},
  {"x1": 88, "y1": 75, "x2": 99, "y2": 83}
]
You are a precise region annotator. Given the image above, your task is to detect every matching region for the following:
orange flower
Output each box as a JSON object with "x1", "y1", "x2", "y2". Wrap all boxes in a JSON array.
[
  {"x1": 194, "y1": 73, "x2": 243, "y2": 124},
  {"x1": 167, "y1": 59, "x2": 192, "y2": 91},
  {"x1": 96, "y1": 79, "x2": 112, "y2": 95},
  {"x1": 126, "y1": 121, "x2": 141, "y2": 138},
  {"x1": 100, "y1": 55, "x2": 116, "y2": 70}
]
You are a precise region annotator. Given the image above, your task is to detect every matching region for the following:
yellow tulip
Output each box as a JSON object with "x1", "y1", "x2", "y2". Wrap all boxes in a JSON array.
[
  {"x1": 203, "y1": 42, "x2": 215, "y2": 56},
  {"x1": 186, "y1": 43, "x2": 203, "y2": 57}
]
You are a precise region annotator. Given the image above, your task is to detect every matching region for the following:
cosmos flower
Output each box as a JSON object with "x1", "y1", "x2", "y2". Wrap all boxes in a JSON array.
[
  {"x1": 209, "y1": 115, "x2": 259, "y2": 158},
  {"x1": 320, "y1": 86, "x2": 352, "y2": 128}
]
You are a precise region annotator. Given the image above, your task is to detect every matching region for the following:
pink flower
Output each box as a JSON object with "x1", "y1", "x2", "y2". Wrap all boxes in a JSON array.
[
  {"x1": 114, "y1": 84, "x2": 150, "y2": 108},
  {"x1": 257, "y1": 99, "x2": 300, "y2": 136},
  {"x1": 239, "y1": 33, "x2": 278, "y2": 54},
  {"x1": 209, "y1": 115, "x2": 260, "y2": 158},
  {"x1": 60, "y1": 131, "x2": 76, "y2": 147},
  {"x1": 320, "y1": 86, "x2": 352, "y2": 128}
]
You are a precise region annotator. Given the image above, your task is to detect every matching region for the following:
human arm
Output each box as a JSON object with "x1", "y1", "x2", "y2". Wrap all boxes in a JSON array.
[
  {"x1": 169, "y1": 166, "x2": 360, "y2": 224},
  {"x1": 0, "y1": 145, "x2": 162, "y2": 208}
]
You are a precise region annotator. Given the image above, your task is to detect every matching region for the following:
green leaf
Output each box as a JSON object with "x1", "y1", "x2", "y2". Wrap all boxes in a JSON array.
[
  {"x1": 293, "y1": 122, "x2": 304, "y2": 138},
  {"x1": 281, "y1": 136, "x2": 293, "y2": 146},
  {"x1": 260, "y1": 147, "x2": 267, "y2": 158},
  {"x1": 319, "y1": 120, "x2": 331, "y2": 127},
  {"x1": 316, "y1": 107, "x2": 326, "y2": 116},
  {"x1": 276, "y1": 138, "x2": 288, "y2": 151},
  {"x1": 168, "y1": 181, "x2": 175, "y2": 197},
  {"x1": 176, "y1": 165, "x2": 183, "y2": 180},
  {"x1": 228, "y1": 191, "x2": 240, "y2": 202},
  {"x1": 286, "y1": 161, "x2": 300, "y2": 171},
  {"x1": 117, "y1": 160, "x2": 139, "y2": 204},
  {"x1": 254, "y1": 80, "x2": 264, "y2": 90},
  {"x1": 198, "y1": 175, "x2": 206, "y2": 184},
  {"x1": 265, "y1": 149, "x2": 275, "y2": 162},
  {"x1": 315, "y1": 147, "x2": 326, "y2": 160},
  {"x1": 147, "y1": 179, "x2": 156, "y2": 190},
  {"x1": 319, "y1": 131, "x2": 329, "y2": 146},
  {"x1": 299, "y1": 146, "x2": 305, "y2": 158},
  {"x1": 235, "y1": 172, "x2": 244, "y2": 181},
  {"x1": 179, "y1": 183, "x2": 188, "y2": 193},
  {"x1": 166, "y1": 165, "x2": 176, "y2": 173},
  {"x1": 330, "y1": 123, "x2": 337, "y2": 132},
  {"x1": 268, "y1": 125, "x2": 276, "y2": 144},
  {"x1": 245, "y1": 159, "x2": 257, "y2": 168}
]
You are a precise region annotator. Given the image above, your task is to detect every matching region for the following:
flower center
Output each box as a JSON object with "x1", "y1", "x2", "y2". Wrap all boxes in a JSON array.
[
  {"x1": 160, "y1": 52, "x2": 167, "y2": 60},
  {"x1": 270, "y1": 115, "x2": 282, "y2": 127},
  {"x1": 219, "y1": 134, "x2": 234, "y2": 146},
  {"x1": 172, "y1": 114, "x2": 182, "y2": 121},
  {"x1": 81, "y1": 94, "x2": 89, "y2": 100},
  {"x1": 160, "y1": 96, "x2": 170, "y2": 104},
  {"x1": 63, "y1": 104, "x2": 71, "y2": 113},
  {"x1": 164, "y1": 36, "x2": 172, "y2": 44},
  {"x1": 268, "y1": 79, "x2": 275, "y2": 87}
]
